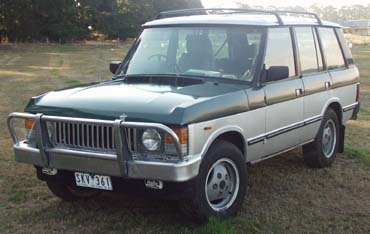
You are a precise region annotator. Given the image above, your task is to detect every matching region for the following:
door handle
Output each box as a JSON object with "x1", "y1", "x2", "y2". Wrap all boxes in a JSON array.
[
  {"x1": 295, "y1": 88, "x2": 303, "y2": 97},
  {"x1": 325, "y1": 81, "x2": 331, "y2": 89}
]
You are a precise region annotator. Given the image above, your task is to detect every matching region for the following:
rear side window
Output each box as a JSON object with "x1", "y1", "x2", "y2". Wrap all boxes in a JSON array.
[
  {"x1": 336, "y1": 28, "x2": 354, "y2": 65},
  {"x1": 318, "y1": 28, "x2": 346, "y2": 70},
  {"x1": 295, "y1": 27, "x2": 320, "y2": 74},
  {"x1": 265, "y1": 28, "x2": 296, "y2": 79}
]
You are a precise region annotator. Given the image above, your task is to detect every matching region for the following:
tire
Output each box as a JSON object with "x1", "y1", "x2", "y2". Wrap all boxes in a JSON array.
[
  {"x1": 303, "y1": 108, "x2": 340, "y2": 168},
  {"x1": 179, "y1": 140, "x2": 247, "y2": 221},
  {"x1": 46, "y1": 180, "x2": 100, "y2": 202}
]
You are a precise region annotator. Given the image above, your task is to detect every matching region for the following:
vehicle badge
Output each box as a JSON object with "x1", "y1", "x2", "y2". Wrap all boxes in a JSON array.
[{"x1": 120, "y1": 114, "x2": 127, "y2": 121}]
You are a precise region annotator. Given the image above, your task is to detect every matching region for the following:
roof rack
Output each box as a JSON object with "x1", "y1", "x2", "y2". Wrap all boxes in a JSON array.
[
  {"x1": 156, "y1": 8, "x2": 323, "y2": 26},
  {"x1": 276, "y1": 10, "x2": 323, "y2": 25}
]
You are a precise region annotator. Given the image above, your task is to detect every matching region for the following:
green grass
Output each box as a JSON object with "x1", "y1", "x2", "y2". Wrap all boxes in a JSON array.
[
  {"x1": 0, "y1": 43, "x2": 369, "y2": 234},
  {"x1": 345, "y1": 144, "x2": 370, "y2": 167},
  {"x1": 194, "y1": 217, "x2": 237, "y2": 234}
]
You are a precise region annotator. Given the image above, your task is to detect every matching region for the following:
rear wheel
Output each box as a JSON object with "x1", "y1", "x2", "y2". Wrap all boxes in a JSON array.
[
  {"x1": 303, "y1": 108, "x2": 340, "y2": 168},
  {"x1": 46, "y1": 180, "x2": 99, "y2": 202},
  {"x1": 179, "y1": 140, "x2": 247, "y2": 221}
]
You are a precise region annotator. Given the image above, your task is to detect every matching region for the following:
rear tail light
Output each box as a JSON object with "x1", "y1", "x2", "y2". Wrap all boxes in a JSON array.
[{"x1": 356, "y1": 83, "x2": 360, "y2": 102}]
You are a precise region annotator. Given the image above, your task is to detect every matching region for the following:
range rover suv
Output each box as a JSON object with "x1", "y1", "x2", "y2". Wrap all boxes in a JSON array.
[{"x1": 8, "y1": 8, "x2": 360, "y2": 220}]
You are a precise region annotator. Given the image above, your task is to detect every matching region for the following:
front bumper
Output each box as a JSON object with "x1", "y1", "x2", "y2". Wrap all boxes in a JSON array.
[{"x1": 8, "y1": 113, "x2": 201, "y2": 182}]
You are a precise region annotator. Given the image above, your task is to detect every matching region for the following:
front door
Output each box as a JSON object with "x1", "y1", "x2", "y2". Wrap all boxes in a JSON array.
[{"x1": 262, "y1": 27, "x2": 304, "y2": 156}]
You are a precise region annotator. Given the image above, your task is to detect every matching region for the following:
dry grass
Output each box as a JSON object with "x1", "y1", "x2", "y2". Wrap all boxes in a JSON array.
[
  {"x1": 346, "y1": 34, "x2": 370, "y2": 45},
  {"x1": 0, "y1": 43, "x2": 369, "y2": 234}
]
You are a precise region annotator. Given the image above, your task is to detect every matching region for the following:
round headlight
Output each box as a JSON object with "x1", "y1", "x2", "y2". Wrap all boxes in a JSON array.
[{"x1": 142, "y1": 129, "x2": 161, "y2": 151}]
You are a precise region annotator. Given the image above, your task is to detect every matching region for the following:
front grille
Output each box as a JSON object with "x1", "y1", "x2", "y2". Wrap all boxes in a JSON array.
[{"x1": 50, "y1": 122, "x2": 136, "y2": 152}]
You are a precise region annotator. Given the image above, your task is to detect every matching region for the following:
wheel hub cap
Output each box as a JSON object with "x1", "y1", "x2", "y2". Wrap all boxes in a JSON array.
[
  {"x1": 205, "y1": 158, "x2": 239, "y2": 211},
  {"x1": 322, "y1": 119, "x2": 336, "y2": 158}
]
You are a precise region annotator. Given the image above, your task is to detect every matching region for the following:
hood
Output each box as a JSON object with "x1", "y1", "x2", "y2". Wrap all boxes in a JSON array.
[{"x1": 26, "y1": 80, "x2": 250, "y2": 125}]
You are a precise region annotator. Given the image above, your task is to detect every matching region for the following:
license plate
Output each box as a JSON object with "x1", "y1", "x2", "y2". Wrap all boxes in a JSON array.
[{"x1": 75, "y1": 172, "x2": 113, "y2": 191}]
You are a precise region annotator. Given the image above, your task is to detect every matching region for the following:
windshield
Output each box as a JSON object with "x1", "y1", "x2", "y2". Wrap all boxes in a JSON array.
[{"x1": 117, "y1": 26, "x2": 264, "y2": 82}]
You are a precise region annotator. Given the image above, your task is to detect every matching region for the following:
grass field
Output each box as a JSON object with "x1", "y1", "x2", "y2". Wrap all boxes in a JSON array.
[{"x1": 0, "y1": 43, "x2": 369, "y2": 234}]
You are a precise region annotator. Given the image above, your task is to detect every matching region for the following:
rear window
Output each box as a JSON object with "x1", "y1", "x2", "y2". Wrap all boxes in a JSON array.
[
  {"x1": 265, "y1": 28, "x2": 296, "y2": 78},
  {"x1": 318, "y1": 28, "x2": 346, "y2": 70}
]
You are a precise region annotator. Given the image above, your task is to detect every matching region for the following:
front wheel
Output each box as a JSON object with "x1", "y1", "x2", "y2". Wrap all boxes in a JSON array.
[
  {"x1": 303, "y1": 108, "x2": 340, "y2": 168},
  {"x1": 179, "y1": 140, "x2": 247, "y2": 221}
]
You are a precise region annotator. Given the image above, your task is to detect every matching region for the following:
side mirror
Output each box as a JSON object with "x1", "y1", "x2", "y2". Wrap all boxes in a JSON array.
[
  {"x1": 264, "y1": 66, "x2": 289, "y2": 82},
  {"x1": 110, "y1": 61, "x2": 121, "y2": 74}
]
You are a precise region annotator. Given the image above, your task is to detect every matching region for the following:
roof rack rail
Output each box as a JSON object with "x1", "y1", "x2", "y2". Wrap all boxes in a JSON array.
[
  {"x1": 276, "y1": 10, "x2": 322, "y2": 25},
  {"x1": 156, "y1": 8, "x2": 323, "y2": 26}
]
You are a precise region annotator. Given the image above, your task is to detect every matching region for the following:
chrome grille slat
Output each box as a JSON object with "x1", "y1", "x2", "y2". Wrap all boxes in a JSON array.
[
  {"x1": 77, "y1": 123, "x2": 80, "y2": 147},
  {"x1": 111, "y1": 127, "x2": 114, "y2": 149},
  {"x1": 106, "y1": 126, "x2": 109, "y2": 149},
  {"x1": 87, "y1": 124, "x2": 90, "y2": 147}
]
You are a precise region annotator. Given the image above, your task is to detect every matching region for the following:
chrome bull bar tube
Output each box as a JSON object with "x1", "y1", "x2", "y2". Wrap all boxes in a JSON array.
[{"x1": 7, "y1": 112, "x2": 184, "y2": 177}]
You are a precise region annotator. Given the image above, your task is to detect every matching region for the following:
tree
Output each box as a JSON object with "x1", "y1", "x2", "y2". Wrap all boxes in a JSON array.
[{"x1": 78, "y1": 0, "x2": 204, "y2": 40}]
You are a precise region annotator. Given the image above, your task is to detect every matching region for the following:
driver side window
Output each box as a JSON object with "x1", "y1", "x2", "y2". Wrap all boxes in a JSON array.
[{"x1": 264, "y1": 28, "x2": 296, "y2": 82}]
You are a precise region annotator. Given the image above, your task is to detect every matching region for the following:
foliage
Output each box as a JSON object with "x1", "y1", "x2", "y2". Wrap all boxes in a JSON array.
[
  {"x1": 0, "y1": 0, "x2": 202, "y2": 42},
  {"x1": 1, "y1": 1, "x2": 370, "y2": 43},
  {"x1": 235, "y1": 2, "x2": 370, "y2": 22}
]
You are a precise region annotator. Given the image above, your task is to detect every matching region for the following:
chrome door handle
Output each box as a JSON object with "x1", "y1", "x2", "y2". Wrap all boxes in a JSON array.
[
  {"x1": 295, "y1": 88, "x2": 303, "y2": 97},
  {"x1": 325, "y1": 81, "x2": 331, "y2": 89}
]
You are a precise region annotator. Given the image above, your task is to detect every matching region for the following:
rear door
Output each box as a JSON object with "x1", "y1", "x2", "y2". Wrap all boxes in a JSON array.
[
  {"x1": 318, "y1": 27, "x2": 359, "y2": 122},
  {"x1": 261, "y1": 27, "x2": 304, "y2": 156},
  {"x1": 295, "y1": 27, "x2": 332, "y2": 143}
]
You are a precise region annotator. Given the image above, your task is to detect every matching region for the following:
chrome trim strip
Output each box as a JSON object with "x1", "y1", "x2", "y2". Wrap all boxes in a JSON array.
[
  {"x1": 247, "y1": 115, "x2": 322, "y2": 146},
  {"x1": 304, "y1": 115, "x2": 322, "y2": 125},
  {"x1": 266, "y1": 122, "x2": 305, "y2": 139},
  {"x1": 250, "y1": 139, "x2": 315, "y2": 164},
  {"x1": 343, "y1": 102, "x2": 359, "y2": 112}
]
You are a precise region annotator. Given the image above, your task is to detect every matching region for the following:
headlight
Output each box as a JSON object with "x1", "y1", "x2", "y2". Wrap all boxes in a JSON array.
[{"x1": 142, "y1": 129, "x2": 161, "y2": 151}]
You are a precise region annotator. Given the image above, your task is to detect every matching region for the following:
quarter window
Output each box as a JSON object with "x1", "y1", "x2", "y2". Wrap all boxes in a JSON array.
[
  {"x1": 295, "y1": 27, "x2": 320, "y2": 74},
  {"x1": 336, "y1": 28, "x2": 354, "y2": 65},
  {"x1": 265, "y1": 28, "x2": 296, "y2": 79},
  {"x1": 318, "y1": 28, "x2": 346, "y2": 70}
]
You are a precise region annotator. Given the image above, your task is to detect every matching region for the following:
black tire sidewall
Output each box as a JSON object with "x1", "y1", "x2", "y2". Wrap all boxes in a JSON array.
[
  {"x1": 311, "y1": 109, "x2": 340, "y2": 167},
  {"x1": 192, "y1": 140, "x2": 247, "y2": 218}
]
